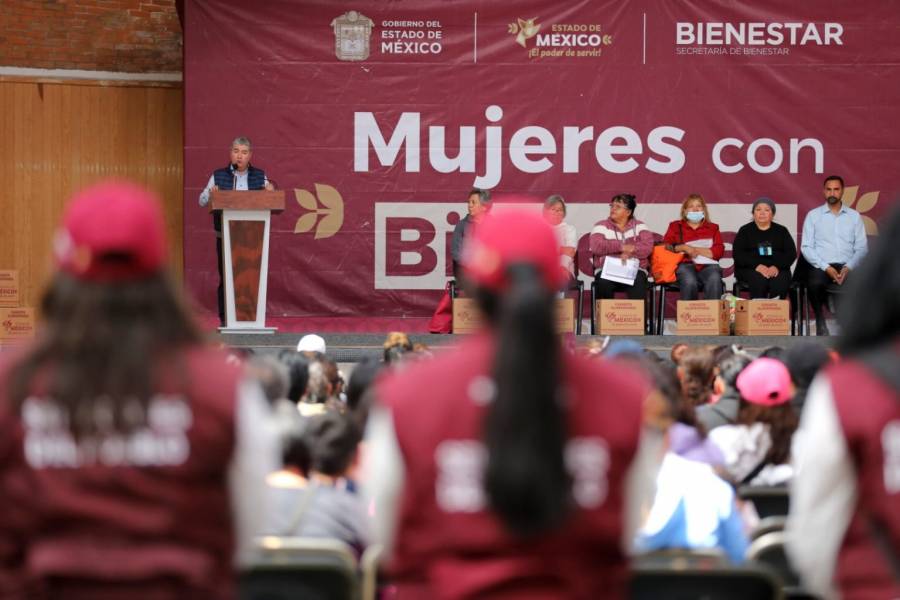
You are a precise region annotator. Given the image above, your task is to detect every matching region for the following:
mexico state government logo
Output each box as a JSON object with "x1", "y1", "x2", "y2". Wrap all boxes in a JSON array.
[
  {"x1": 294, "y1": 184, "x2": 344, "y2": 240},
  {"x1": 508, "y1": 18, "x2": 541, "y2": 47},
  {"x1": 508, "y1": 15, "x2": 612, "y2": 59},
  {"x1": 331, "y1": 11, "x2": 374, "y2": 61}
]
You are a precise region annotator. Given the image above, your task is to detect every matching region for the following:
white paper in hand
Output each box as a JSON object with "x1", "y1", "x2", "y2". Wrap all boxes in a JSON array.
[
  {"x1": 600, "y1": 256, "x2": 639, "y2": 285},
  {"x1": 686, "y1": 239, "x2": 718, "y2": 265}
]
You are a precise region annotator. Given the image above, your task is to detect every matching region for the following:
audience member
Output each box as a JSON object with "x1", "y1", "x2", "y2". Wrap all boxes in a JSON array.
[
  {"x1": 783, "y1": 341, "x2": 831, "y2": 414},
  {"x1": 800, "y1": 175, "x2": 868, "y2": 336},
  {"x1": 383, "y1": 331, "x2": 413, "y2": 364},
  {"x1": 296, "y1": 333, "x2": 327, "y2": 355},
  {"x1": 758, "y1": 345, "x2": 786, "y2": 361},
  {"x1": 628, "y1": 353, "x2": 746, "y2": 563},
  {"x1": 708, "y1": 358, "x2": 798, "y2": 486},
  {"x1": 301, "y1": 359, "x2": 329, "y2": 410},
  {"x1": 330, "y1": 362, "x2": 347, "y2": 403},
  {"x1": 278, "y1": 349, "x2": 310, "y2": 406},
  {"x1": 300, "y1": 355, "x2": 344, "y2": 416},
  {"x1": 663, "y1": 193, "x2": 725, "y2": 300},
  {"x1": 346, "y1": 357, "x2": 384, "y2": 413},
  {"x1": 677, "y1": 346, "x2": 717, "y2": 408},
  {"x1": 788, "y1": 207, "x2": 900, "y2": 599},
  {"x1": 642, "y1": 358, "x2": 723, "y2": 467},
  {"x1": 265, "y1": 412, "x2": 369, "y2": 554},
  {"x1": 225, "y1": 345, "x2": 255, "y2": 366},
  {"x1": 266, "y1": 424, "x2": 310, "y2": 489},
  {"x1": 710, "y1": 344, "x2": 736, "y2": 370},
  {"x1": 696, "y1": 351, "x2": 753, "y2": 431},
  {"x1": 410, "y1": 342, "x2": 434, "y2": 361},
  {"x1": 345, "y1": 357, "x2": 384, "y2": 430},
  {"x1": 245, "y1": 354, "x2": 290, "y2": 406},
  {"x1": 580, "y1": 337, "x2": 608, "y2": 358},
  {"x1": 670, "y1": 342, "x2": 689, "y2": 365},
  {"x1": 364, "y1": 210, "x2": 660, "y2": 598},
  {"x1": 636, "y1": 452, "x2": 748, "y2": 563},
  {"x1": 603, "y1": 338, "x2": 645, "y2": 359},
  {"x1": 0, "y1": 181, "x2": 278, "y2": 597}
]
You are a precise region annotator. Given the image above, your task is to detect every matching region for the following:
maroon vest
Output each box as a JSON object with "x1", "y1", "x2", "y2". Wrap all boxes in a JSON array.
[
  {"x1": 830, "y1": 358, "x2": 900, "y2": 599},
  {"x1": 0, "y1": 346, "x2": 241, "y2": 599},
  {"x1": 378, "y1": 333, "x2": 646, "y2": 600}
]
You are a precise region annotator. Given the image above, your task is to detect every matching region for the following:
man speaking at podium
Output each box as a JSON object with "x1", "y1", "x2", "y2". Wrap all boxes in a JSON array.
[{"x1": 199, "y1": 136, "x2": 274, "y2": 325}]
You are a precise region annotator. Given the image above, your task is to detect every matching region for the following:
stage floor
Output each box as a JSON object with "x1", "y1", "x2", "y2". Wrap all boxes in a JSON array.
[{"x1": 216, "y1": 332, "x2": 835, "y2": 364}]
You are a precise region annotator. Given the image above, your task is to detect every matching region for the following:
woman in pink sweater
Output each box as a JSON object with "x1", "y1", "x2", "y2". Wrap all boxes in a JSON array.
[{"x1": 589, "y1": 193, "x2": 654, "y2": 301}]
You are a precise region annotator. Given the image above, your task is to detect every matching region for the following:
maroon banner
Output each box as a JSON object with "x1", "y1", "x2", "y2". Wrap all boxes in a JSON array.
[{"x1": 184, "y1": 0, "x2": 900, "y2": 331}]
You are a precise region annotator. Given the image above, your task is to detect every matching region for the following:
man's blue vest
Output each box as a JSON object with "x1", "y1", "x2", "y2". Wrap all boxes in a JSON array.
[
  {"x1": 213, "y1": 164, "x2": 266, "y2": 190},
  {"x1": 211, "y1": 165, "x2": 266, "y2": 231}
]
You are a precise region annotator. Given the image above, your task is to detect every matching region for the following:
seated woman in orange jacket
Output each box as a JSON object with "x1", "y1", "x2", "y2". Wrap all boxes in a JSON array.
[{"x1": 662, "y1": 193, "x2": 725, "y2": 300}]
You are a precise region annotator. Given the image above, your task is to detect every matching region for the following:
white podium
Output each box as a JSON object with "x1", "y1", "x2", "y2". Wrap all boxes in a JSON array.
[{"x1": 210, "y1": 189, "x2": 285, "y2": 334}]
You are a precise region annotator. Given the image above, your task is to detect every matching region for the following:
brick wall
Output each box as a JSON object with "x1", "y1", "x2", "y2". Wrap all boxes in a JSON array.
[{"x1": 0, "y1": 0, "x2": 182, "y2": 73}]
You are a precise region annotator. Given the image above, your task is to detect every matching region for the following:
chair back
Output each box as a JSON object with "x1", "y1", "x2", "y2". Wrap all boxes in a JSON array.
[
  {"x1": 750, "y1": 516, "x2": 787, "y2": 541},
  {"x1": 630, "y1": 563, "x2": 784, "y2": 600},
  {"x1": 567, "y1": 248, "x2": 583, "y2": 289},
  {"x1": 738, "y1": 485, "x2": 790, "y2": 518},
  {"x1": 634, "y1": 547, "x2": 729, "y2": 569},
  {"x1": 239, "y1": 537, "x2": 359, "y2": 600},
  {"x1": 747, "y1": 531, "x2": 801, "y2": 588},
  {"x1": 360, "y1": 544, "x2": 383, "y2": 600},
  {"x1": 792, "y1": 253, "x2": 812, "y2": 283},
  {"x1": 577, "y1": 233, "x2": 593, "y2": 275}
]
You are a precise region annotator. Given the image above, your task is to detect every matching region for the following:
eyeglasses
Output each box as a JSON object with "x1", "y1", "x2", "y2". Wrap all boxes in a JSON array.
[{"x1": 609, "y1": 202, "x2": 627, "y2": 209}]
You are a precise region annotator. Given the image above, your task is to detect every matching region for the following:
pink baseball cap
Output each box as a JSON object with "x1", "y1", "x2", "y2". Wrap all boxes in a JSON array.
[
  {"x1": 736, "y1": 357, "x2": 793, "y2": 406},
  {"x1": 462, "y1": 208, "x2": 565, "y2": 293},
  {"x1": 54, "y1": 180, "x2": 167, "y2": 281}
]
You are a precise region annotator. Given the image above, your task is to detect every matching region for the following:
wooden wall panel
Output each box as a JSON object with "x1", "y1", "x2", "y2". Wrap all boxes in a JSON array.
[{"x1": 0, "y1": 81, "x2": 183, "y2": 308}]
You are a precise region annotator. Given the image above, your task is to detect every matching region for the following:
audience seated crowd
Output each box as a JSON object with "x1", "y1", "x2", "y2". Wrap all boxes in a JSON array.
[{"x1": 0, "y1": 178, "x2": 896, "y2": 599}]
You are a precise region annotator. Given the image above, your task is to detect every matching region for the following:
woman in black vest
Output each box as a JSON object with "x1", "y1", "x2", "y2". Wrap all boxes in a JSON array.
[{"x1": 732, "y1": 197, "x2": 796, "y2": 298}]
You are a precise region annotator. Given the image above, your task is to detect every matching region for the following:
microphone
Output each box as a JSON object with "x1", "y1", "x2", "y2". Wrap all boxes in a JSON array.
[{"x1": 231, "y1": 163, "x2": 238, "y2": 189}]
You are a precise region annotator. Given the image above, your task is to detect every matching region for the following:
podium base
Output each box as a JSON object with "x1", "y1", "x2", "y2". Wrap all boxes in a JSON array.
[{"x1": 218, "y1": 326, "x2": 278, "y2": 335}]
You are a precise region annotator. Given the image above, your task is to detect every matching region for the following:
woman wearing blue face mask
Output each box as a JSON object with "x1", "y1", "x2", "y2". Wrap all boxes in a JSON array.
[{"x1": 662, "y1": 193, "x2": 725, "y2": 300}]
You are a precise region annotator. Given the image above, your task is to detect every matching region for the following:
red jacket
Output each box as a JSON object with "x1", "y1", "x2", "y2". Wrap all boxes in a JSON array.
[
  {"x1": 662, "y1": 220, "x2": 725, "y2": 269},
  {"x1": 0, "y1": 346, "x2": 241, "y2": 599},
  {"x1": 829, "y1": 354, "x2": 900, "y2": 600},
  {"x1": 378, "y1": 333, "x2": 647, "y2": 600}
]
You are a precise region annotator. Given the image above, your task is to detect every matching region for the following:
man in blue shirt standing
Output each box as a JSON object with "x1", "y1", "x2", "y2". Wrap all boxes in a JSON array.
[{"x1": 801, "y1": 175, "x2": 868, "y2": 336}]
